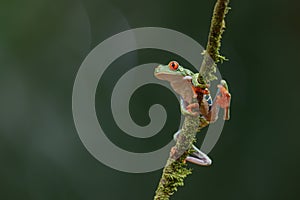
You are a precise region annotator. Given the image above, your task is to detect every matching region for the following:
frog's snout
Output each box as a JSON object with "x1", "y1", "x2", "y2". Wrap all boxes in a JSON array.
[
  {"x1": 154, "y1": 65, "x2": 166, "y2": 80},
  {"x1": 154, "y1": 65, "x2": 162, "y2": 74}
]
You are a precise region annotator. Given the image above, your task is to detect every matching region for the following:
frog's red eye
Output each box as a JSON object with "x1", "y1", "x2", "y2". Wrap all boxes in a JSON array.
[{"x1": 168, "y1": 61, "x2": 179, "y2": 70}]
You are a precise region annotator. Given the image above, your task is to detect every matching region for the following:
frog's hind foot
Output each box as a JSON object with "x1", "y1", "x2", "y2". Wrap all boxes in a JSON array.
[
  {"x1": 173, "y1": 130, "x2": 212, "y2": 166},
  {"x1": 185, "y1": 155, "x2": 212, "y2": 166},
  {"x1": 186, "y1": 145, "x2": 212, "y2": 166}
]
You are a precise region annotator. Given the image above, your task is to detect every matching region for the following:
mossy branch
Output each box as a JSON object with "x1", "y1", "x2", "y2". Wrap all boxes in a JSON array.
[
  {"x1": 154, "y1": 114, "x2": 199, "y2": 200},
  {"x1": 153, "y1": 0, "x2": 230, "y2": 199},
  {"x1": 199, "y1": 0, "x2": 230, "y2": 83}
]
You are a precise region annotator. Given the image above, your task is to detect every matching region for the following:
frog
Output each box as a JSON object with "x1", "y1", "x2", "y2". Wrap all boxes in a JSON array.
[{"x1": 154, "y1": 61, "x2": 231, "y2": 166}]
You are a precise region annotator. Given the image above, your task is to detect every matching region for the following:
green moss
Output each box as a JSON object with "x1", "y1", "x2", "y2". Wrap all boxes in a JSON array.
[
  {"x1": 199, "y1": 0, "x2": 230, "y2": 83},
  {"x1": 154, "y1": 115, "x2": 199, "y2": 200},
  {"x1": 154, "y1": 157, "x2": 192, "y2": 200}
]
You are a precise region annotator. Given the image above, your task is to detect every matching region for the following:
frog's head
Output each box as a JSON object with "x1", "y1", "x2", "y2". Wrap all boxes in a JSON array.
[
  {"x1": 154, "y1": 61, "x2": 196, "y2": 103},
  {"x1": 154, "y1": 61, "x2": 187, "y2": 81}
]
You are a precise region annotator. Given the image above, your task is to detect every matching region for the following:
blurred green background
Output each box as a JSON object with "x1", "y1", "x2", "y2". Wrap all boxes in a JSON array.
[{"x1": 1, "y1": 0, "x2": 300, "y2": 199}]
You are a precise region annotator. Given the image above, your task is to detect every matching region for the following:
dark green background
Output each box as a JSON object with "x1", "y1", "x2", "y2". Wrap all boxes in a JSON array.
[{"x1": 1, "y1": 0, "x2": 300, "y2": 199}]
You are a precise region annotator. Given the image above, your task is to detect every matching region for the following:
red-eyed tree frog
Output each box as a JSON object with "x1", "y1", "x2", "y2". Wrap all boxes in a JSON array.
[{"x1": 154, "y1": 61, "x2": 231, "y2": 166}]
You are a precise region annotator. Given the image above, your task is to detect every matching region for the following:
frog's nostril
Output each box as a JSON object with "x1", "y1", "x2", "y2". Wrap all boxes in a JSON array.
[{"x1": 155, "y1": 66, "x2": 161, "y2": 72}]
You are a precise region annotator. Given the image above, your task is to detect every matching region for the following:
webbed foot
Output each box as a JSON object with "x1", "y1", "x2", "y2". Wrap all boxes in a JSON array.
[
  {"x1": 173, "y1": 130, "x2": 212, "y2": 166},
  {"x1": 186, "y1": 155, "x2": 212, "y2": 166},
  {"x1": 216, "y1": 80, "x2": 231, "y2": 120},
  {"x1": 186, "y1": 103, "x2": 200, "y2": 116},
  {"x1": 180, "y1": 98, "x2": 200, "y2": 117}
]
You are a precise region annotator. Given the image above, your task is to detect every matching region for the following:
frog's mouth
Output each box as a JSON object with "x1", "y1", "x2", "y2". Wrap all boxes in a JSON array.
[
  {"x1": 154, "y1": 65, "x2": 192, "y2": 81},
  {"x1": 154, "y1": 65, "x2": 174, "y2": 80},
  {"x1": 154, "y1": 72, "x2": 182, "y2": 81},
  {"x1": 154, "y1": 67, "x2": 183, "y2": 81}
]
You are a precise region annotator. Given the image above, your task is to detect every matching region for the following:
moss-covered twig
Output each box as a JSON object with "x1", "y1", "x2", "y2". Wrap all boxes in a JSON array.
[
  {"x1": 153, "y1": 1, "x2": 230, "y2": 199},
  {"x1": 154, "y1": 114, "x2": 199, "y2": 200},
  {"x1": 199, "y1": 0, "x2": 230, "y2": 83}
]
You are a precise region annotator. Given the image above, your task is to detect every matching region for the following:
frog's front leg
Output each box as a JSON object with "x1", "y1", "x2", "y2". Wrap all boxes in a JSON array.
[
  {"x1": 202, "y1": 80, "x2": 231, "y2": 122},
  {"x1": 216, "y1": 80, "x2": 231, "y2": 120}
]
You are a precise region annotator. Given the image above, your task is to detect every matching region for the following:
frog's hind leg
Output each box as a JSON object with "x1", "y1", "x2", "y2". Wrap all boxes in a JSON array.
[
  {"x1": 187, "y1": 145, "x2": 212, "y2": 166},
  {"x1": 173, "y1": 130, "x2": 212, "y2": 166}
]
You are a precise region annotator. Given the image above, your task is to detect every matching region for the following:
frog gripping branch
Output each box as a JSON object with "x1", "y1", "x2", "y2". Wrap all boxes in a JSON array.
[
  {"x1": 155, "y1": 61, "x2": 230, "y2": 164},
  {"x1": 155, "y1": 61, "x2": 230, "y2": 124},
  {"x1": 153, "y1": 0, "x2": 231, "y2": 199}
]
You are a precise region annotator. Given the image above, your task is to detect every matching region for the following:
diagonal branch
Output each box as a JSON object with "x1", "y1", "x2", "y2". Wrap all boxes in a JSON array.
[{"x1": 199, "y1": 0, "x2": 230, "y2": 83}]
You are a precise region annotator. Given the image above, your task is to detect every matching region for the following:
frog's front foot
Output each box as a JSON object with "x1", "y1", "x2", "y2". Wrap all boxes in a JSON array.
[
  {"x1": 180, "y1": 98, "x2": 200, "y2": 117},
  {"x1": 216, "y1": 80, "x2": 231, "y2": 120},
  {"x1": 186, "y1": 103, "x2": 200, "y2": 116},
  {"x1": 216, "y1": 85, "x2": 231, "y2": 108}
]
